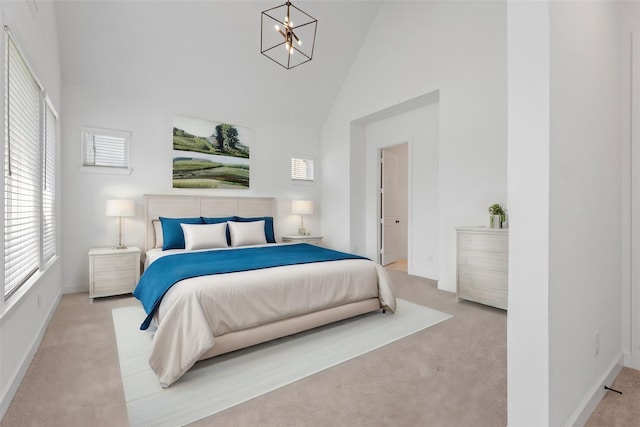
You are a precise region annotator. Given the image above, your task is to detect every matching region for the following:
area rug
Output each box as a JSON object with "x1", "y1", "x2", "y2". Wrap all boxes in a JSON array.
[{"x1": 112, "y1": 299, "x2": 452, "y2": 427}]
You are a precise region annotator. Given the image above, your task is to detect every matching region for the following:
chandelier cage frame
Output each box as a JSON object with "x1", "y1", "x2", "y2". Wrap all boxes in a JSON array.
[{"x1": 261, "y1": 1, "x2": 318, "y2": 70}]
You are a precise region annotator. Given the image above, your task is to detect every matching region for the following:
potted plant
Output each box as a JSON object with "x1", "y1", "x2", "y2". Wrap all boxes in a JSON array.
[{"x1": 488, "y1": 203, "x2": 505, "y2": 228}]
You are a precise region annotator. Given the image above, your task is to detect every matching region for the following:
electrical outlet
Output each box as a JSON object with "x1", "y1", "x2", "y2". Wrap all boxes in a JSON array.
[{"x1": 595, "y1": 332, "x2": 600, "y2": 356}]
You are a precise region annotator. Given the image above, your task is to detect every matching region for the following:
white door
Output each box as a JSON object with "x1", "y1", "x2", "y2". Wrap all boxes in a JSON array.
[{"x1": 381, "y1": 149, "x2": 401, "y2": 265}]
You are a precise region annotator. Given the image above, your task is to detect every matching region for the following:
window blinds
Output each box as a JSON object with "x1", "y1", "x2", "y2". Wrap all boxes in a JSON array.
[
  {"x1": 42, "y1": 103, "x2": 56, "y2": 264},
  {"x1": 291, "y1": 157, "x2": 314, "y2": 181},
  {"x1": 5, "y1": 35, "x2": 42, "y2": 297},
  {"x1": 82, "y1": 129, "x2": 128, "y2": 168},
  {"x1": 4, "y1": 29, "x2": 57, "y2": 299}
]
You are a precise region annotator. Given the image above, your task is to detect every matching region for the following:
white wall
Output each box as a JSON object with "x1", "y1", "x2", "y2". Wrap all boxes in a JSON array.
[
  {"x1": 0, "y1": 0, "x2": 63, "y2": 420},
  {"x1": 508, "y1": 1, "x2": 624, "y2": 426},
  {"x1": 320, "y1": 1, "x2": 507, "y2": 292},
  {"x1": 548, "y1": 2, "x2": 622, "y2": 425},
  {"x1": 61, "y1": 83, "x2": 322, "y2": 292},
  {"x1": 506, "y1": 3, "x2": 551, "y2": 424}
]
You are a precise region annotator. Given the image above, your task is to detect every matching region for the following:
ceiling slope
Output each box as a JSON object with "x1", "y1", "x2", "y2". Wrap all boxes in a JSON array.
[{"x1": 54, "y1": 1, "x2": 382, "y2": 129}]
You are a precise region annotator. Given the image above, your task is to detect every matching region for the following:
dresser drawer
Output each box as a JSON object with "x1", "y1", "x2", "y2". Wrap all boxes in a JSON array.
[
  {"x1": 458, "y1": 249, "x2": 508, "y2": 271},
  {"x1": 92, "y1": 254, "x2": 138, "y2": 272},
  {"x1": 458, "y1": 232, "x2": 508, "y2": 253},
  {"x1": 458, "y1": 265, "x2": 508, "y2": 290},
  {"x1": 457, "y1": 281, "x2": 507, "y2": 310}
]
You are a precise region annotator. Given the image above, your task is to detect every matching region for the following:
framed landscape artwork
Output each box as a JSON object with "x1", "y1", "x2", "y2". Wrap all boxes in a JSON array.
[{"x1": 172, "y1": 115, "x2": 250, "y2": 189}]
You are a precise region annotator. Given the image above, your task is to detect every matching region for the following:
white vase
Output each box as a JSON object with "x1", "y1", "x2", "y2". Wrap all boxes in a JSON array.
[{"x1": 490, "y1": 215, "x2": 501, "y2": 229}]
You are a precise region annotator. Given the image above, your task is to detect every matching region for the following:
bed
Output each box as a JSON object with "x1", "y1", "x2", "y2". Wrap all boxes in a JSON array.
[{"x1": 134, "y1": 194, "x2": 396, "y2": 387}]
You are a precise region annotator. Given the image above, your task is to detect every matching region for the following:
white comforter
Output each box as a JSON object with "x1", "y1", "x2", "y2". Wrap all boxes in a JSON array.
[{"x1": 145, "y1": 245, "x2": 396, "y2": 387}]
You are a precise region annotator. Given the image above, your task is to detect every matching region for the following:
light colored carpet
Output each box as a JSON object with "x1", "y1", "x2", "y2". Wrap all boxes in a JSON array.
[{"x1": 112, "y1": 299, "x2": 452, "y2": 427}]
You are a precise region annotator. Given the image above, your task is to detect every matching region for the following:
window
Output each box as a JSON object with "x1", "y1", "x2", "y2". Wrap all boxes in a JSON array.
[
  {"x1": 291, "y1": 157, "x2": 314, "y2": 181},
  {"x1": 4, "y1": 29, "x2": 58, "y2": 299},
  {"x1": 81, "y1": 126, "x2": 130, "y2": 172}
]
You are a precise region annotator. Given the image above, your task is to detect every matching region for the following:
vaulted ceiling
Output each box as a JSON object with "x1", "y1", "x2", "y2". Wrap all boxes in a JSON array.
[{"x1": 54, "y1": 1, "x2": 383, "y2": 129}]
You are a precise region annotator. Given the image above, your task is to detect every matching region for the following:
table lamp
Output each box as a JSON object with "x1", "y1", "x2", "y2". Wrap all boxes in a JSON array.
[
  {"x1": 291, "y1": 200, "x2": 313, "y2": 235},
  {"x1": 106, "y1": 199, "x2": 135, "y2": 249}
]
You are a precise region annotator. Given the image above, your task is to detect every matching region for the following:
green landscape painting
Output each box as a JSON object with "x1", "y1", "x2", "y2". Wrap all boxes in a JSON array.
[{"x1": 172, "y1": 116, "x2": 250, "y2": 189}]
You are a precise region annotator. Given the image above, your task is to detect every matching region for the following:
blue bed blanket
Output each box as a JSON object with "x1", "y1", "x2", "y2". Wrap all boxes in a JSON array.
[{"x1": 133, "y1": 243, "x2": 367, "y2": 330}]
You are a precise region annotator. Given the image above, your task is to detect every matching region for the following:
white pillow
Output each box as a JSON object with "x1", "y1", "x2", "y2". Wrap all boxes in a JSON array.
[
  {"x1": 153, "y1": 219, "x2": 163, "y2": 249},
  {"x1": 227, "y1": 220, "x2": 267, "y2": 247},
  {"x1": 180, "y1": 222, "x2": 229, "y2": 250}
]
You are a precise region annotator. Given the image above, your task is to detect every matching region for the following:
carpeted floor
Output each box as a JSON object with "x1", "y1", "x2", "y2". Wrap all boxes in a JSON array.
[
  {"x1": 0, "y1": 269, "x2": 634, "y2": 426},
  {"x1": 114, "y1": 300, "x2": 451, "y2": 427},
  {"x1": 586, "y1": 367, "x2": 640, "y2": 427}
]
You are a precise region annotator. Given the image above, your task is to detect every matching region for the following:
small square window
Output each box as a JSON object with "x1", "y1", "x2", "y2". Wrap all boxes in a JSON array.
[
  {"x1": 81, "y1": 127, "x2": 132, "y2": 174},
  {"x1": 291, "y1": 157, "x2": 314, "y2": 181}
]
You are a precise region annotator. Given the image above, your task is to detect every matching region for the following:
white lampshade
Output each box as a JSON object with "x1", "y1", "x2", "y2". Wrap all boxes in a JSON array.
[
  {"x1": 291, "y1": 200, "x2": 313, "y2": 215},
  {"x1": 106, "y1": 199, "x2": 135, "y2": 217}
]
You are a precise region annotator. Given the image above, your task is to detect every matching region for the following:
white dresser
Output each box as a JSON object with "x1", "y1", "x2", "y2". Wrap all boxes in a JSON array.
[
  {"x1": 89, "y1": 246, "x2": 141, "y2": 299},
  {"x1": 456, "y1": 227, "x2": 508, "y2": 310}
]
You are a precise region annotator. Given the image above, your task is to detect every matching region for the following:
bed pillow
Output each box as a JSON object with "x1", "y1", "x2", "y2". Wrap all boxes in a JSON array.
[
  {"x1": 201, "y1": 216, "x2": 236, "y2": 245},
  {"x1": 236, "y1": 216, "x2": 276, "y2": 243},
  {"x1": 227, "y1": 220, "x2": 267, "y2": 247},
  {"x1": 180, "y1": 222, "x2": 228, "y2": 250},
  {"x1": 159, "y1": 217, "x2": 203, "y2": 250},
  {"x1": 152, "y1": 219, "x2": 163, "y2": 248}
]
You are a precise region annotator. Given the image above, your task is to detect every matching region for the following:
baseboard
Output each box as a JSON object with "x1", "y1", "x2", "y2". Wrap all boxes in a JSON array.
[
  {"x1": 0, "y1": 291, "x2": 61, "y2": 421},
  {"x1": 565, "y1": 351, "x2": 624, "y2": 427},
  {"x1": 62, "y1": 283, "x2": 87, "y2": 295}
]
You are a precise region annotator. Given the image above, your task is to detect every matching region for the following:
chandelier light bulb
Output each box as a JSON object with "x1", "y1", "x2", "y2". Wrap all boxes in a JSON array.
[
  {"x1": 275, "y1": 24, "x2": 280, "y2": 31},
  {"x1": 297, "y1": 39, "x2": 302, "y2": 45}
]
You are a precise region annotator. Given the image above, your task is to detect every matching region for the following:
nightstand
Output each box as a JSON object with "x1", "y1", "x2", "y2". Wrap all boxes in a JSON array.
[
  {"x1": 281, "y1": 235, "x2": 324, "y2": 246},
  {"x1": 88, "y1": 246, "x2": 141, "y2": 299}
]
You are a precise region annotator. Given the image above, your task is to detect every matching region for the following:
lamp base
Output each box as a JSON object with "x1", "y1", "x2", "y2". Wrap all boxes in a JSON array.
[
  {"x1": 113, "y1": 244, "x2": 128, "y2": 250},
  {"x1": 298, "y1": 227, "x2": 306, "y2": 236}
]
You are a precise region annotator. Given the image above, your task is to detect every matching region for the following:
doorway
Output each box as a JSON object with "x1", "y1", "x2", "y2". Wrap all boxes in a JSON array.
[{"x1": 379, "y1": 143, "x2": 408, "y2": 270}]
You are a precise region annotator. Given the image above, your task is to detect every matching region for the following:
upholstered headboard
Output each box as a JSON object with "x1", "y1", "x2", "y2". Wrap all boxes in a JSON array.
[{"x1": 144, "y1": 194, "x2": 276, "y2": 252}]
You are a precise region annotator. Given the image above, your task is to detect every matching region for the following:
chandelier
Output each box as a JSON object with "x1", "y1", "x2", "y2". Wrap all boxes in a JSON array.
[{"x1": 261, "y1": 1, "x2": 317, "y2": 70}]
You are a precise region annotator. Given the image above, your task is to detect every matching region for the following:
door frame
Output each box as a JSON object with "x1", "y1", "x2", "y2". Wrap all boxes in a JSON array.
[
  {"x1": 630, "y1": 31, "x2": 640, "y2": 369},
  {"x1": 377, "y1": 142, "x2": 409, "y2": 266}
]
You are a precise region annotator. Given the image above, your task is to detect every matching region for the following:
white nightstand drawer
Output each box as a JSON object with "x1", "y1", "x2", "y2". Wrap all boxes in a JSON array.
[
  {"x1": 94, "y1": 268, "x2": 137, "y2": 284},
  {"x1": 92, "y1": 254, "x2": 138, "y2": 273},
  {"x1": 281, "y1": 236, "x2": 323, "y2": 246}
]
